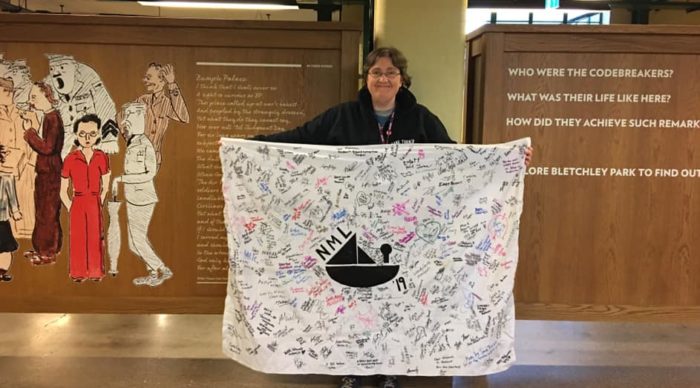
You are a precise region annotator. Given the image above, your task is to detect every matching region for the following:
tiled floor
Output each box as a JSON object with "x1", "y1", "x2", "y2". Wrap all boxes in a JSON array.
[{"x1": 0, "y1": 313, "x2": 698, "y2": 387}]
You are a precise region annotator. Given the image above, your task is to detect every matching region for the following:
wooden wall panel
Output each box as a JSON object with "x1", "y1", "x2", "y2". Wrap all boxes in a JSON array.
[
  {"x1": 466, "y1": 25, "x2": 700, "y2": 322},
  {"x1": 0, "y1": 14, "x2": 360, "y2": 313}
]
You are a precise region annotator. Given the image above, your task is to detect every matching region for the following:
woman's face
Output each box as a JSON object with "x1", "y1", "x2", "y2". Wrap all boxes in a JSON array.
[
  {"x1": 29, "y1": 85, "x2": 51, "y2": 112},
  {"x1": 76, "y1": 121, "x2": 99, "y2": 149},
  {"x1": 366, "y1": 56, "x2": 402, "y2": 108}
]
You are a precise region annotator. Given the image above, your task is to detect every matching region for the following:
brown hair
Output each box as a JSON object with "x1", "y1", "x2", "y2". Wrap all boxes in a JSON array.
[
  {"x1": 73, "y1": 114, "x2": 102, "y2": 147},
  {"x1": 0, "y1": 77, "x2": 13, "y2": 92},
  {"x1": 362, "y1": 47, "x2": 412, "y2": 88},
  {"x1": 33, "y1": 81, "x2": 58, "y2": 106}
]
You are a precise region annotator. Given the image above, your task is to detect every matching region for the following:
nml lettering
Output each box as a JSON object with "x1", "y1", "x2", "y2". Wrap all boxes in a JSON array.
[{"x1": 315, "y1": 227, "x2": 353, "y2": 261}]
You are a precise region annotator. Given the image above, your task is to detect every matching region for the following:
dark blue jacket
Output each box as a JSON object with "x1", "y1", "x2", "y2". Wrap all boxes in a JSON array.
[{"x1": 253, "y1": 87, "x2": 454, "y2": 145}]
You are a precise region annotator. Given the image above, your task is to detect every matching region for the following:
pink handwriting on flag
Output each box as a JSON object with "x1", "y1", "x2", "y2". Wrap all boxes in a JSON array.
[
  {"x1": 244, "y1": 216, "x2": 263, "y2": 232},
  {"x1": 292, "y1": 200, "x2": 311, "y2": 221},
  {"x1": 302, "y1": 256, "x2": 317, "y2": 269},
  {"x1": 357, "y1": 313, "x2": 375, "y2": 328},
  {"x1": 325, "y1": 294, "x2": 344, "y2": 306},
  {"x1": 315, "y1": 176, "x2": 329, "y2": 189},
  {"x1": 393, "y1": 200, "x2": 410, "y2": 216},
  {"x1": 308, "y1": 279, "x2": 331, "y2": 297},
  {"x1": 399, "y1": 232, "x2": 416, "y2": 244},
  {"x1": 390, "y1": 226, "x2": 407, "y2": 235},
  {"x1": 419, "y1": 291, "x2": 429, "y2": 306}
]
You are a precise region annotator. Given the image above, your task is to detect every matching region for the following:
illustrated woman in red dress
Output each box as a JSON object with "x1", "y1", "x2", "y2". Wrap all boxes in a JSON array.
[{"x1": 60, "y1": 114, "x2": 110, "y2": 282}]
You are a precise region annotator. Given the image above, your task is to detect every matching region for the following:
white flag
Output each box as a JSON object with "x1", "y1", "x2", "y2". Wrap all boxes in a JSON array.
[{"x1": 220, "y1": 138, "x2": 530, "y2": 376}]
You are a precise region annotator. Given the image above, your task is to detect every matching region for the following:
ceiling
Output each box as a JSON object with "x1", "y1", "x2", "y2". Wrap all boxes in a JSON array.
[
  {"x1": 2, "y1": 1, "x2": 699, "y2": 21},
  {"x1": 467, "y1": 0, "x2": 700, "y2": 11},
  {"x1": 0, "y1": 0, "x2": 323, "y2": 20}
]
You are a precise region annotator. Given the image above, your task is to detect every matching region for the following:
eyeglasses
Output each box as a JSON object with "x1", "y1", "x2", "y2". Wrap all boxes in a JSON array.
[
  {"x1": 77, "y1": 131, "x2": 99, "y2": 139},
  {"x1": 368, "y1": 69, "x2": 401, "y2": 79}
]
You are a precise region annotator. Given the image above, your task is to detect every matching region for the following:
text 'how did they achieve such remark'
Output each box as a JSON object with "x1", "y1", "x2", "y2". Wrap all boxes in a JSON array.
[{"x1": 506, "y1": 117, "x2": 700, "y2": 129}]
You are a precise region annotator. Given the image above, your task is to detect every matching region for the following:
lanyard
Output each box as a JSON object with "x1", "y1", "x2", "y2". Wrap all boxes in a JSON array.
[{"x1": 378, "y1": 112, "x2": 395, "y2": 144}]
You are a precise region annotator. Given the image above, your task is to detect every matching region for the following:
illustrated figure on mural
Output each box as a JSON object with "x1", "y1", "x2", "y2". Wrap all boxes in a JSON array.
[
  {"x1": 0, "y1": 144, "x2": 22, "y2": 282},
  {"x1": 44, "y1": 54, "x2": 119, "y2": 159},
  {"x1": 0, "y1": 76, "x2": 36, "y2": 239},
  {"x1": 131, "y1": 63, "x2": 189, "y2": 167},
  {"x1": 0, "y1": 56, "x2": 33, "y2": 110},
  {"x1": 60, "y1": 114, "x2": 111, "y2": 282},
  {"x1": 21, "y1": 81, "x2": 64, "y2": 266},
  {"x1": 112, "y1": 102, "x2": 172, "y2": 287}
]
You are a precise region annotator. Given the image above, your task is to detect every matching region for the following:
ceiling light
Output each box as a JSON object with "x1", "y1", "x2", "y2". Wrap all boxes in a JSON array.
[{"x1": 137, "y1": 1, "x2": 299, "y2": 10}]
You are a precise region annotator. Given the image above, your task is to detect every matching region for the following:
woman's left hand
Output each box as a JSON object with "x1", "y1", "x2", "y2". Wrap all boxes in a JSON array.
[{"x1": 524, "y1": 146, "x2": 533, "y2": 167}]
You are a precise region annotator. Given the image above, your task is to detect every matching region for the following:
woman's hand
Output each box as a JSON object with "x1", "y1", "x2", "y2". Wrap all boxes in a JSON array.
[{"x1": 524, "y1": 146, "x2": 533, "y2": 167}]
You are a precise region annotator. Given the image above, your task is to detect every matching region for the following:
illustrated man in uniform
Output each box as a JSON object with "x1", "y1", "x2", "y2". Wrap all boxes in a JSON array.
[
  {"x1": 112, "y1": 102, "x2": 172, "y2": 287},
  {"x1": 45, "y1": 54, "x2": 119, "y2": 158}
]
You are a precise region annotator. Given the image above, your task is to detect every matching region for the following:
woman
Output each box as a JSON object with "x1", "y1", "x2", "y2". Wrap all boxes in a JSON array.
[
  {"x1": 254, "y1": 47, "x2": 452, "y2": 146},
  {"x1": 60, "y1": 114, "x2": 110, "y2": 282},
  {"x1": 254, "y1": 47, "x2": 432, "y2": 388},
  {"x1": 22, "y1": 82, "x2": 64, "y2": 265},
  {"x1": 0, "y1": 144, "x2": 22, "y2": 282},
  {"x1": 256, "y1": 47, "x2": 533, "y2": 388}
]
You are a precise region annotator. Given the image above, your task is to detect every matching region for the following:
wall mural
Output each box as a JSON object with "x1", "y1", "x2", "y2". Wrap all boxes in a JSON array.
[
  {"x1": 0, "y1": 53, "x2": 188, "y2": 287},
  {"x1": 220, "y1": 138, "x2": 529, "y2": 375}
]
